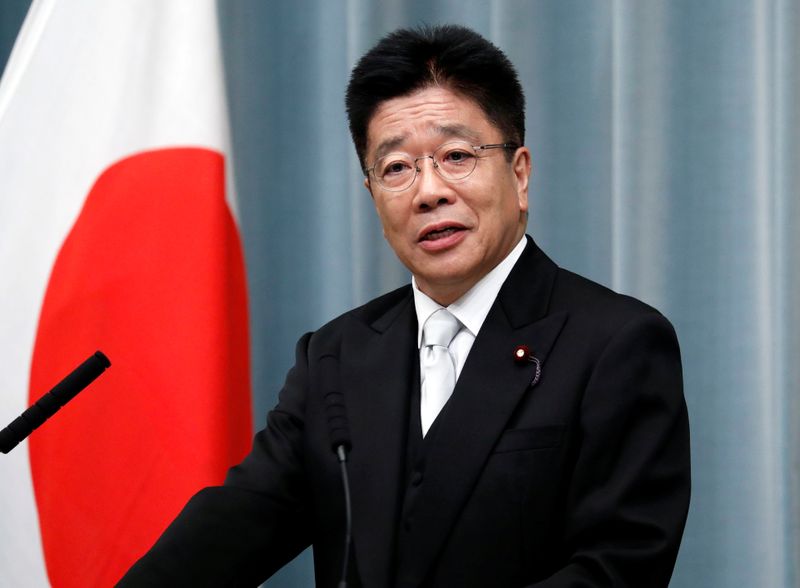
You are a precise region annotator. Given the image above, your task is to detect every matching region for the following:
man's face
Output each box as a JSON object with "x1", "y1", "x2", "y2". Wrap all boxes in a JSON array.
[{"x1": 364, "y1": 86, "x2": 531, "y2": 306}]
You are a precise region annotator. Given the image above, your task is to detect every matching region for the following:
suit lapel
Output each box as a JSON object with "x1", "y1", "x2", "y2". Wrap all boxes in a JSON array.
[
  {"x1": 395, "y1": 238, "x2": 569, "y2": 583},
  {"x1": 340, "y1": 289, "x2": 417, "y2": 588}
]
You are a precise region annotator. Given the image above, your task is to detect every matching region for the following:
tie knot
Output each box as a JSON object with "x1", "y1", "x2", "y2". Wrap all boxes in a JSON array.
[{"x1": 422, "y1": 309, "x2": 461, "y2": 348}]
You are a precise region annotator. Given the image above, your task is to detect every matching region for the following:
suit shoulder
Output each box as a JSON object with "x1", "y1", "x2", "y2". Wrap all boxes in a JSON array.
[
  {"x1": 552, "y1": 267, "x2": 670, "y2": 328},
  {"x1": 308, "y1": 283, "x2": 412, "y2": 346},
  {"x1": 547, "y1": 268, "x2": 681, "y2": 373}
]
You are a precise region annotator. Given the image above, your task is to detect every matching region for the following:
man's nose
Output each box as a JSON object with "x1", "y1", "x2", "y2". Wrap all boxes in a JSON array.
[{"x1": 412, "y1": 157, "x2": 456, "y2": 211}]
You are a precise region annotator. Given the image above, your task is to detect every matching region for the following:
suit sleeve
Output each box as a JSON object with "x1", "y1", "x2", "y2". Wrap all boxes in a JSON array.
[
  {"x1": 116, "y1": 333, "x2": 314, "y2": 587},
  {"x1": 531, "y1": 312, "x2": 691, "y2": 587}
]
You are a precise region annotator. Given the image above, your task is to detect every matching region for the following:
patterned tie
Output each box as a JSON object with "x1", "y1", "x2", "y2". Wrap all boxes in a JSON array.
[{"x1": 420, "y1": 308, "x2": 462, "y2": 437}]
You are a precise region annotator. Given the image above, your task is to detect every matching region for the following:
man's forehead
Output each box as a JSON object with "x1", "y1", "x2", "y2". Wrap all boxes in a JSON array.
[{"x1": 363, "y1": 86, "x2": 497, "y2": 159}]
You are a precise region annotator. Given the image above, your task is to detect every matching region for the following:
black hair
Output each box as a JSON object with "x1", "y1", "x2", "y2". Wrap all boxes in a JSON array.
[{"x1": 345, "y1": 24, "x2": 525, "y2": 170}]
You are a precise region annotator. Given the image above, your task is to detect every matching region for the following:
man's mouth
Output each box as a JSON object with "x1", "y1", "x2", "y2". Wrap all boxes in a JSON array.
[{"x1": 420, "y1": 226, "x2": 464, "y2": 242}]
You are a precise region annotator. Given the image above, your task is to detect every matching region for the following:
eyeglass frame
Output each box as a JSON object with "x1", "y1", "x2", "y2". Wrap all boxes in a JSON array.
[{"x1": 363, "y1": 141, "x2": 520, "y2": 192}]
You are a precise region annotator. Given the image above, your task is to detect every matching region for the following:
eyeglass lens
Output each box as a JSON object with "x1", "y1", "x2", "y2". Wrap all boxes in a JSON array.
[{"x1": 373, "y1": 141, "x2": 479, "y2": 191}]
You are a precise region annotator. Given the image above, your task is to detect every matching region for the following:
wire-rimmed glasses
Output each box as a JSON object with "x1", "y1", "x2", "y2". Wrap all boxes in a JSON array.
[{"x1": 365, "y1": 141, "x2": 519, "y2": 192}]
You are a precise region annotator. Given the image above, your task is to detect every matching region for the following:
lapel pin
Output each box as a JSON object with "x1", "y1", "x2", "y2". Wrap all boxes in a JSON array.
[
  {"x1": 513, "y1": 345, "x2": 542, "y2": 387},
  {"x1": 513, "y1": 345, "x2": 531, "y2": 363}
]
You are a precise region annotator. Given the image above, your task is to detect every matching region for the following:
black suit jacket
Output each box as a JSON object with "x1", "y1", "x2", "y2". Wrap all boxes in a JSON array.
[{"x1": 119, "y1": 237, "x2": 690, "y2": 587}]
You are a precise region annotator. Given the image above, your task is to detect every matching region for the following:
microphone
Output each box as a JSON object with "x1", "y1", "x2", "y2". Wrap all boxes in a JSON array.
[
  {"x1": 0, "y1": 351, "x2": 111, "y2": 454},
  {"x1": 321, "y1": 353, "x2": 353, "y2": 588}
]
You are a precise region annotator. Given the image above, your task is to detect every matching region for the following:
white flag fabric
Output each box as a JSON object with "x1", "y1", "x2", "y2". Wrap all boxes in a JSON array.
[{"x1": 0, "y1": 1, "x2": 253, "y2": 585}]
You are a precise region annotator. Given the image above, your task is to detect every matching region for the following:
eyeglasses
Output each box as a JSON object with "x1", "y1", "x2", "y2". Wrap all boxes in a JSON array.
[{"x1": 364, "y1": 141, "x2": 519, "y2": 192}]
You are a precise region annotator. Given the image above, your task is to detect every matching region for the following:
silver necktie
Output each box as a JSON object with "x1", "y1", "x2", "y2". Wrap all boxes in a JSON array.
[{"x1": 420, "y1": 308, "x2": 462, "y2": 437}]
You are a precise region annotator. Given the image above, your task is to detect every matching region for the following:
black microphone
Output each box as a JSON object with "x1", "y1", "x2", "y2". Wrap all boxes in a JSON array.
[
  {"x1": 0, "y1": 350, "x2": 111, "y2": 454},
  {"x1": 321, "y1": 353, "x2": 353, "y2": 588}
]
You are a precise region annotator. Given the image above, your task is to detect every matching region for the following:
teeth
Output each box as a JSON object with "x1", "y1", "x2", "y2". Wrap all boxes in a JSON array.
[{"x1": 425, "y1": 227, "x2": 458, "y2": 241}]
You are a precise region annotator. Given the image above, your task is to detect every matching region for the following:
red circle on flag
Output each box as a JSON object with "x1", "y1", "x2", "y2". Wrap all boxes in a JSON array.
[{"x1": 28, "y1": 147, "x2": 253, "y2": 587}]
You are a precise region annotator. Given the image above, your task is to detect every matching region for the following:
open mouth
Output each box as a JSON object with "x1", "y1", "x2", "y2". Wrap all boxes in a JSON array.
[{"x1": 420, "y1": 226, "x2": 464, "y2": 242}]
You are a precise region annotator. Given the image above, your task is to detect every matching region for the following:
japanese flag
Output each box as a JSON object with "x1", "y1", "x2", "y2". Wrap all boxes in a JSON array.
[{"x1": 0, "y1": 1, "x2": 253, "y2": 585}]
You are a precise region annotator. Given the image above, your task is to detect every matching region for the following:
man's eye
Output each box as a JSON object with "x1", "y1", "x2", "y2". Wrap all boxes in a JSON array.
[
  {"x1": 381, "y1": 160, "x2": 412, "y2": 176},
  {"x1": 441, "y1": 150, "x2": 474, "y2": 164}
]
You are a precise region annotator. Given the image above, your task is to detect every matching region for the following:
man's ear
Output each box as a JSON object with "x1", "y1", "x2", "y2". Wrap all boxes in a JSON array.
[
  {"x1": 512, "y1": 146, "x2": 531, "y2": 213},
  {"x1": 364, "y1": 176, "x2": 375, "y2": 199}
]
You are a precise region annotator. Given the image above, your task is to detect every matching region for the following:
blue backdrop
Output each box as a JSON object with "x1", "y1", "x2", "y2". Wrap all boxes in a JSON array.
[{"x1": 2, "y1": 1, "x2": 798, "y2": 586}]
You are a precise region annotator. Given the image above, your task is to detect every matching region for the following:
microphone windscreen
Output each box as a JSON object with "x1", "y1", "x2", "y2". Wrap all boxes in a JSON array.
[
  {"x1": 320, "y1": 354, "x2": 352, "y2": 453},
  {"x1": 31, "y1": 351, "x2": 111, "y2": 427},
  {"x1": 0, "y1": 350, "x2": 111, "y2": 454}
]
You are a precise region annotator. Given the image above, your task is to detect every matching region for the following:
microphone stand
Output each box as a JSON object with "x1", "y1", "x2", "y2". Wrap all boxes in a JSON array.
[{"x1": 336, "y1": 444, "x2": 353, "y2": 588}]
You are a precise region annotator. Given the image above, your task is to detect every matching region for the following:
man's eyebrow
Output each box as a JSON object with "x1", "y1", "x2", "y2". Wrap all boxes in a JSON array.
[
  {"x1": 372, "y1": 135, "x2": 408, "y2": 162},
  {"x1": 433, "y1": 124, "x2": 480, "y2": 144},
  {"x1": 370, "y1": 124, "x2": 481, "y2": 163}
]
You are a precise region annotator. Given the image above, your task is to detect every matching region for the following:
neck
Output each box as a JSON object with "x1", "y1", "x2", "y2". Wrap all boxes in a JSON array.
[{"x1": 419, "y1": 283, "x2": 470, "y2": 307}]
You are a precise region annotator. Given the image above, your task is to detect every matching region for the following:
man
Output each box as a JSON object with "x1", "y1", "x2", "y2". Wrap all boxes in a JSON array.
[{"x1": 119, "y1": 25, "x2": 690, "y2": 587}]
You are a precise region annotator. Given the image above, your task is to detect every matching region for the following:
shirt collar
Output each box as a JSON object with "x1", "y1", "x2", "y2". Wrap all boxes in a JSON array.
[{"x1": 412, "y1": 235, "x2": 528, "y2": 348}]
